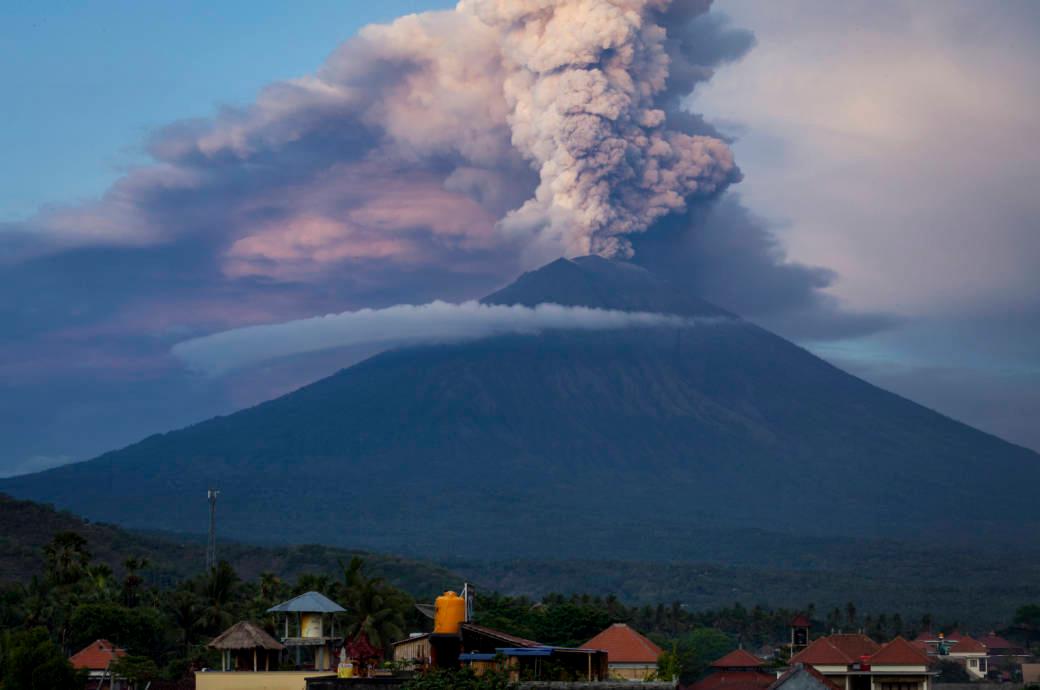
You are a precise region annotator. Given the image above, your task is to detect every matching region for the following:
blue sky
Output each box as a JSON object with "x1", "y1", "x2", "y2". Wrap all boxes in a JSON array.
[
  {"x1": 1, "y1": 0, "x2": 1038, "y2": 476},
  {"x1": 0, "y1": 1, "x2": 453, "y2": 220}
]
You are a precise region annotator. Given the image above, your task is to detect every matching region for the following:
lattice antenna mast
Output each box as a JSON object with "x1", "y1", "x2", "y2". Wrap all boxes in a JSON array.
[
  {"x1": 462, "y1": 582, "x2": 475, "y2": 622},
  {"x1": 206, "y1": 489, "x2": 220, "y2": 570}
]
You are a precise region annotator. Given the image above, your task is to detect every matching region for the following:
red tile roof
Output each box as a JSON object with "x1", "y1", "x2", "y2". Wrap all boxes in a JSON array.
[
  {"x1": 829, "y1": 634, "x2": 881, "y2": 660},
  {"x1": 789, "y1": 633, "x2": 883, "y2": 667},
  {"x1": 791, "y1": 615, "x2": 812, "y2": 628},
  {"x1": 713, "y1": 649, "x2": 766, "y2": 668},
  {"x1": 948, "y1": 635, "x2": 987, "y2": 654},
  {"x1": 690, "y1": 670, "x2": 775, "y2": 690},
  {"x1": 790, "y1": 638, "x2": 854, "y2": 666},
  {"x1": 979, "y1": 633, "x2": 1019, "y2": 652},
  {"x1": 869, "y1": 637, "x2": 931, "y2": 666},
  {"x1": 770, "y1": 664, "x2": 843, "y2": 690},
  {"x1": 69, "y1": 639, "x2": 126, "y2": 671},
  {"x1": 913, "y1": 631, "x2": 987, "y2": 655},
  {"x1": 583, "y1": 623, "x2": 662, "y2": 664}
]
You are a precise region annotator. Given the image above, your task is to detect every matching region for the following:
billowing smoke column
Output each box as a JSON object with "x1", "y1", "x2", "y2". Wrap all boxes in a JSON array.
[
  {"x1": 464, "y1": 0, "x2": 739, "y2": 258},
  {"x1": 12, "y1": 0, "x2": 743, "y2": 278}
]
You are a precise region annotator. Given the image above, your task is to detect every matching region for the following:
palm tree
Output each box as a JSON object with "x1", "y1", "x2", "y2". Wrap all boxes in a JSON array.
[
  {"x1": 846, "y1": 602, "x2": 857, "y2": 627},
  {"x1": 258, "y1": 572, "x2": 284, "y2": 603},
  {"x1": 198, "y1": 561, "x2": 239, "y2": 634},
  {"x1": 338, "y1": 558, "x2": 405, "y2": 650},
  {"x1": 122, "y1": 557, "x2": 149, "y2": 607},
  {"x1": 294, "y1": 572, "x2": 333, "y2": 596},
  {"x1": 43, "y1": 532, "x2": 90, "y2": 586},
  {"x1": 84, "y1": 564, "x2": 116, "y2": 603},
  {"x1": 254, "y1": 571, "x2": 287, "y2": 632},
  {"x1": 166, "y1": 589, "x2": 203, "y2": 654},
  {"x1": 20, "y1": 575, "x2": 53, "y2": 628}
]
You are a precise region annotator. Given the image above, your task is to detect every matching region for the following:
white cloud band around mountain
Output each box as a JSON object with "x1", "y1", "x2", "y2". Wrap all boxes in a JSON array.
[{"x1": 172, "y1": 300, "x2": 720, "y2": 376}]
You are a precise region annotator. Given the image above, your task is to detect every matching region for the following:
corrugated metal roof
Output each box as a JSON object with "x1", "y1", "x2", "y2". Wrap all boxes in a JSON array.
[
  {"x1": 460, "y1": 622, "x2": 543, "y2": 648},
  {"x1": 497, "y1": 647, "x2": 555, "y2": 657},
  {"x1": 266, "y1": 591, "x2": 346, "y2": 613},
  {"x1": 460, "y1": 653, "x2": 498, "y2": 661}
]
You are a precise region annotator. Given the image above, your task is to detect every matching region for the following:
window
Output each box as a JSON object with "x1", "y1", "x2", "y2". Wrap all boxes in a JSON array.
[{"x1": 969, "y1": 659, "x2": 978, "y2": 668}]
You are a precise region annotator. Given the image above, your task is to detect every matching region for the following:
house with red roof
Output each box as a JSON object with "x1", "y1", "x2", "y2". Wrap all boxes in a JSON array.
[
  {"x1": 978, "y1": 632, "x2": 1027, "y2": 658},
  {"x1": 770, "y1": 664, "x2": 844, "y2": 690},
  {"x1": 583, "y1": 623, "x2": 663, "y2": 681},
  {"x1": 687, "y1": 648, "x2": 775, "y2": 690},
  {"x1": 789, "y1": 635, "x2": 931, "y2": 690},
  {"x1": 913, "y1": 631, "x2": 989, "y2": 678},
  {"x1": 69, "y1": 639, "x2": 128, "y2": 690},
  {"x1": 977, "y1": 632, "x2": 1031, "y2": 682}
]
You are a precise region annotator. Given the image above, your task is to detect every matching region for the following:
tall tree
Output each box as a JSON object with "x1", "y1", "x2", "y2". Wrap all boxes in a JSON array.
[
  {"x1": 43, "y1": 532, "x2": 90, "y2": 587},
  {"x1": 338, "y1": 558, "x2": 406, "y2": 650},
  {"x1": 294, "y1": 572, "x2": 334, "y2": 597},
  {"x1": 122, "y1": 557, "x2": 149, "y2": 608},
  {"x1": 84, "y1": 564, "x2": 116, "y2": 603},
  {"x1": 198, "y1": 561, "x2": 239, "y2": 634},
  {"x1": 166, "y1": 590, "x2": 203, "y2": 655}
]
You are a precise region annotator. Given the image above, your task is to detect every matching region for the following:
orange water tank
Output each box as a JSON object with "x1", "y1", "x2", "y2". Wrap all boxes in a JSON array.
[{"x1": 434, "y1": 591, "x2": 466, "y2": 634}]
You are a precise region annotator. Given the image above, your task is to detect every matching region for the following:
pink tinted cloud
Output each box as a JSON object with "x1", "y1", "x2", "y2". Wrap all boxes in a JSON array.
[
  {"x1": 224, "y1": 165, "x2": 499, "y2": 280},
  {"x1": 225, "y1": 216, "x2": 416, "y2": 279}
]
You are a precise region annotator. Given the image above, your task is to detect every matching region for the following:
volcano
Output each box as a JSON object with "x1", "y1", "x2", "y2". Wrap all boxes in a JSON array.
[{"x1": 3, "y1": 256, "x2": 1038, "y2": 558}]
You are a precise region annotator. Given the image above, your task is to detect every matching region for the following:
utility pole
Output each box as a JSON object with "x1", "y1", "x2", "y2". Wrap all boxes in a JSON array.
[{"x1": 206, "y1": 488, "x2": 219, "y2": 570}]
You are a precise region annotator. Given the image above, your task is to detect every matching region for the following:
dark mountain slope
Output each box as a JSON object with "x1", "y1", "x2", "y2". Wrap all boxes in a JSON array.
[
  {"x1": 6, "y1": 494, "x2": 1038, "y2": 628},
  {"x1": 0, "y1": 493, "x2": 458, "y2": 596},
  {"x1": 2, "y1": 257, "x2": 1038, "y2": 559}
]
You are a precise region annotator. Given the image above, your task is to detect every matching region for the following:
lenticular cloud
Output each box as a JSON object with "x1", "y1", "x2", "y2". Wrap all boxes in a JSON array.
[{"x1": 172, "y1": 301, "x2": 713, "y2": 375}]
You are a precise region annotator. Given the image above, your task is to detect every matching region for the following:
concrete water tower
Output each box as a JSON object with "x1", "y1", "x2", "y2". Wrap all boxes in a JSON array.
[{"x1": 267, "y1": 591, "x2": 347, "y2": 671}]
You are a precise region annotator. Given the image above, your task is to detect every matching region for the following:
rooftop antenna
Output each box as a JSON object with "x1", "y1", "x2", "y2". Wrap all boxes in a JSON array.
[
  {"x1": 206, "y1": 488, "x2": 220, "y2": 570},
  {"x1": 462, "y1": 582, "x2": 475, "y2": 622}
]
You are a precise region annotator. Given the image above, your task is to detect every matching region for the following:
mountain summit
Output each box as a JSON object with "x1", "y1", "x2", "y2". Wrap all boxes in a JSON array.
[
  {"x1": 3, "y1": 258, "x2": 1038, "y2": 558},
  {"x1": 483, "y1": 256, "x2": 729, "y2": 317}
]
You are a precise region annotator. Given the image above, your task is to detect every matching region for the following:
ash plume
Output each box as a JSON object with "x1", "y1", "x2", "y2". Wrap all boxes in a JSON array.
[
  {"x1": 466, "y1": 0, "x2": 740, "y2": 258},
  {"x1": 9, "y1": 0, "x2": 741, "y2": 272}
]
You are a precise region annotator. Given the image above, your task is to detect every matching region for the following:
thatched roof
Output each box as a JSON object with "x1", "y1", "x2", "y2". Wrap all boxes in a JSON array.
[{"x1": 209, "y1": 621, "x2": 285, "y2": 651}]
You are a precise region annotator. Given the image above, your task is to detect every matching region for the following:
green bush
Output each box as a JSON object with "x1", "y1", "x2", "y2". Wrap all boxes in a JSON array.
[
  {"x1": 403, "y1": 667, "x2": 514, "y2": 690},
  {"x1": 111, "y1": 655, "x2": 160, "y2": 690},
  {"x1": 1, "y1": 627, "x2": 85, "y2": 690},
  {"x1": 69, "y1": 603, "x2": 168, "y2": 659}
]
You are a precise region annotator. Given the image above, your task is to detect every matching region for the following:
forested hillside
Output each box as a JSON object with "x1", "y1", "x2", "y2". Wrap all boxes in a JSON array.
[{"x1": 0, "y1": 494, "x2": 457, "y2": 596}]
